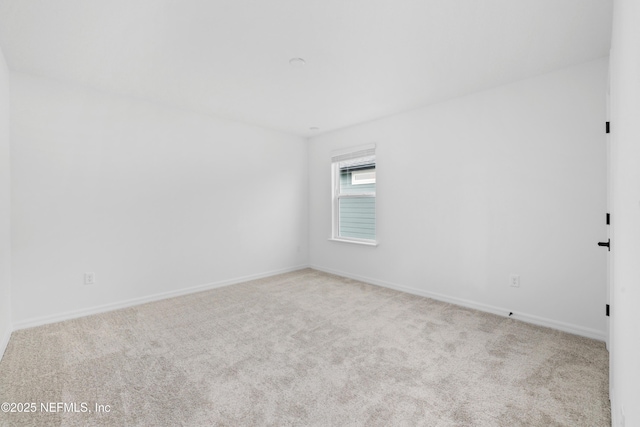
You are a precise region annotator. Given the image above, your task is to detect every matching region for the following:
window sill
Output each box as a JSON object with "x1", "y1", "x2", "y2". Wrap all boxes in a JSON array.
[{"x1": 328, "y1": 238, "x2": 378, "y2": 247}]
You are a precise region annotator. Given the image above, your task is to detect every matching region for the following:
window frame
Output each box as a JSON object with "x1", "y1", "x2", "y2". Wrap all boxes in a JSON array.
[{"x1": 330, "y1": 145, "x2": 378, "y2": 246}]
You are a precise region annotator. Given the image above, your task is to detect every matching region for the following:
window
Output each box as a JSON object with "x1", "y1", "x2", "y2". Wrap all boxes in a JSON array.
[
  {"x1": 351, "y1": 170, "x2": 376, "y2": 185},
  {"x1": 331, "y1": 144, "x2": 377, "y2": 245}
]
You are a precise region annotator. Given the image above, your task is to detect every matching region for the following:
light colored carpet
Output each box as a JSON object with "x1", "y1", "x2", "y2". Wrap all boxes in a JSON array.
[{"x1": 0, "y1": 268, "x2": 610, "y2": 426}]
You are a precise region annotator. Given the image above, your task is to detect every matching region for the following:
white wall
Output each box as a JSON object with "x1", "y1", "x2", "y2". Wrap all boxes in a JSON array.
[
  {"x1": 10, "y1": 73, "x2": 308, "y2": 326},
  {"x1": 610, "y1": 0, "x2": 640, "y2": 424},
  {"x1": 309, "y1": 58, "x2": 608, "y2": 340},
  {"x1": 0, "y1": 43, "x2": 11, "y2": 354}
]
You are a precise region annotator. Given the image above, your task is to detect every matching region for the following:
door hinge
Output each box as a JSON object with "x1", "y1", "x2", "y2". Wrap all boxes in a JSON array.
[
  {"x1": 606, "y1": 121, "x2": 610, "y2": 134},
  {"x1": 606, "y1": 304, "x2": 610, "y2": 317},
  {"x1": 606, "y1": 213, "x2": 610, "y2": 225}
]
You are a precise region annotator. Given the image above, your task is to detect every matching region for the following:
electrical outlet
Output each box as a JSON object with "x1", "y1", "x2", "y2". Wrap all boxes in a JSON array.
[
  {"x1": 84, "y1": 272, "x2": 96, "y2": 286},
  {"x1": 510, "y1": 275, "x2": 520, "y2": 288}
]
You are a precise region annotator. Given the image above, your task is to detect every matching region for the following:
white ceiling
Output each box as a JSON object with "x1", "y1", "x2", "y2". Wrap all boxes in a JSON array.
[{"x1": 0, "y1": 0, "x2": 612, "y2": 137}]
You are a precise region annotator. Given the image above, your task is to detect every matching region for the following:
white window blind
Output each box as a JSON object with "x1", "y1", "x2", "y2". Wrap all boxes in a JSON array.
[{"x1": 331, "y1": 144, "x2": 376, "y2": 163}]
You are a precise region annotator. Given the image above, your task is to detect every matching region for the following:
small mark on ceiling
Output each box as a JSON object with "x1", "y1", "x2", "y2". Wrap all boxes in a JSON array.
[{"x1": 289, "y1": 58, "x2": 306, "y2": 68}]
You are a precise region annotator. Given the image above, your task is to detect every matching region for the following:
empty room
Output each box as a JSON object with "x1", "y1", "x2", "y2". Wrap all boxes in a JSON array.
[{"x1": 1, "y1": 0, "x2": 639, "y2": 426}]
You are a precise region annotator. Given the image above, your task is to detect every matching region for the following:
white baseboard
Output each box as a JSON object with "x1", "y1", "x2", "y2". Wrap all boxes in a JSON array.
[
  {"x1": 13, "y1": 265, "x2": 309, "y2": 331},
  {"x1": 10, "y1": 263, "x2": 607, "y2": 343},
  {"x1": 310, "y1": 265, "x2": 607, "y2": 342}
]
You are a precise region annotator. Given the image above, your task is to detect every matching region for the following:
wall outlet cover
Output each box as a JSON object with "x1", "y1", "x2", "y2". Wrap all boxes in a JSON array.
[
  {"x1": 510, "y1": 274, "x2": 520, "y2": 288},
  {"x1": 84, "y1": 272, "x2": 96, "y2": 285}
]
